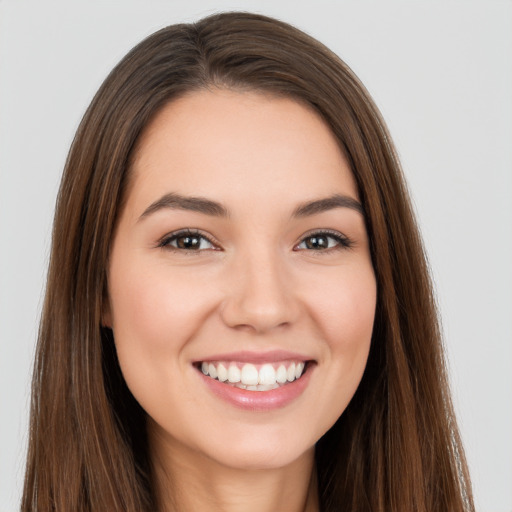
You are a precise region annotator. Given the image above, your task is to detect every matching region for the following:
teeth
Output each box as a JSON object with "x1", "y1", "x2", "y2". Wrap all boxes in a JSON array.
[
  {"x1": 217, "y1": 363, "x2": 228, "y2": 382},
  {"x1": 276, "y1": 365, "x2": 287, "y2": 383},
  {"x1": 258, "y1": 383, "x2": 278, "y2": 391},
  {"x1": 239, "y1": 383, "x2": 278, "y2": 391},
  {"x1": 228, "y1": 365, "x2": 241, "y2": 383},
  {"x1": 295, "y1": 362, "x2": 305, "y2": 379},
  {"x1": 208, "y1": 363, "x2": 217, "y2": 379},
  {"x1": 241, "y1": 364, "x2": 259, "y2": 385},
  {"x1": 287, "y1": 363, "x2": 296, "y2": 382},
  {"x1": 258, "y1": 364, "x2": 276, "y2": 385},
  {"x1": 200, "y1": 360, "x2": 307, "y2": 390}
]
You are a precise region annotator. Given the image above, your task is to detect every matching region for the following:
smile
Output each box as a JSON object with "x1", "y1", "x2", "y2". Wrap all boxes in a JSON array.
[
  {"x1": 195, "y1": 354, "x2": 315, "y2": 411},
  {"x1": 200, "y1": 361, "x2": 307, "y2": 391}
]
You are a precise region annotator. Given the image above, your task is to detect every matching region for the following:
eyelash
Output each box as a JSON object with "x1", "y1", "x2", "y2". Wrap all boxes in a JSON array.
[
  {"x1": 157, "y1": 229, "x2": 353, "y2": 253},
  {"x1": 157, "y1": 229, "x2": 218, "y2": 252},
  {"x1": 294, "y1": 229, "x2": 354, "y2": 252}
]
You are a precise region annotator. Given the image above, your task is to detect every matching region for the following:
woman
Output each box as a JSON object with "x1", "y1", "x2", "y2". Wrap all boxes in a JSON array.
[{"x1": 22, "y1": 11, "x2": 474, "y2": 512}]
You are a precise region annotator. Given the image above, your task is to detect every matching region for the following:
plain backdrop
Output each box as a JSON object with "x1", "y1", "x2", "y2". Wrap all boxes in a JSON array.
[{"x1": 1, "y1": 1, "x2": 511, "y2": 511}]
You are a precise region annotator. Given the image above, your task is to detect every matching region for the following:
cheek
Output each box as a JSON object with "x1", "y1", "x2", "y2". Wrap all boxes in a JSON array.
[
  {"x1": 107, "y1": 265, "x2": 217, "y2": 388},
  {"x1": 110, "y1": 266, "x2": 207, "y2": 344},
  {"x1": 308, "y1": 266, "x2": 376, "y2": 426},
  {"x1": 107, "y1": 264, "x2": 222, "y2": 423},
  {"x1": 310, "y1": 266, "x2": 377, "y2": 353}
]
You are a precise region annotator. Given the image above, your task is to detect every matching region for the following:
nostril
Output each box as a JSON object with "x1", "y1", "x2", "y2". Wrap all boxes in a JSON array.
[{"x1": 219, "y1": 298, "x2": 297, "y2": 334}]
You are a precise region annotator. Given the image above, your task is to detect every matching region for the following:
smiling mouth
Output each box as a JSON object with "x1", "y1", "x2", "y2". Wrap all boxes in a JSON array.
[{"x1": 196, "y1": 360, "x2": 310, "y2": 391}]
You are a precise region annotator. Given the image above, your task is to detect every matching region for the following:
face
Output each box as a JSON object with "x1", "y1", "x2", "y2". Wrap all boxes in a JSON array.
[{"x1": 105, "y1": 89, "x2": 376, "y2": 471}]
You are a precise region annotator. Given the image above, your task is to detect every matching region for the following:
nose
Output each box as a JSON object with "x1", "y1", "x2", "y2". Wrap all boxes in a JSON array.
[{"x1": 220, "y1": 250, "x2": 300, "y2": 334}]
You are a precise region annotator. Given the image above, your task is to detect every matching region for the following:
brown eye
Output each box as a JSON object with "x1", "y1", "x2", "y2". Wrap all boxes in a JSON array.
[
  {"x1": 296, "y1": 231, "x2": 352, "y2": 251},
  {"x1": 160, "y1": 231, "x2": 215, "y2": 251},
  {"x1": 175, "y1": 235, "x2": 202, "y2": 250},
  {"x1": 303, "y1": 235, "x2": 331, "y2": 250}
]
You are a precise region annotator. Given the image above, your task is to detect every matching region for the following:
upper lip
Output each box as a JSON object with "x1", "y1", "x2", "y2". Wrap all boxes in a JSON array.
[{"x1": 194, "y1": 350, "x2": 313, "y2": 364}]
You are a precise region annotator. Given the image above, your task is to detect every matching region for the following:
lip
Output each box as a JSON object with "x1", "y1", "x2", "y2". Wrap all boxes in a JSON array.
[
  {"x1": 196, "y1": 358, "x2": 315, "y2": 412},
  {"x1": 194, "y1": 350, "x2": 311, "y2": 364}
]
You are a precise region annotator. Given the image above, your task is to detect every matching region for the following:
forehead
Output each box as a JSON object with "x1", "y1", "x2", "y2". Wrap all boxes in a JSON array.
[{"x1": 127, "y1": 89, "x2": 358, "y2": 215}]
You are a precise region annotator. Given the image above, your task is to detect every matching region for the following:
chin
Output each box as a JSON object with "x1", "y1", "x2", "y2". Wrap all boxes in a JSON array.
[{"x1": 196, "y1": 426, "x2": 317, "y2": 472}]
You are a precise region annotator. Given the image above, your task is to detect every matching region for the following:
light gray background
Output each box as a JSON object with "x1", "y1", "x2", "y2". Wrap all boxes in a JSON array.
[{"x1": 1, "y1": 1, "x2": 511, "y2": 511}]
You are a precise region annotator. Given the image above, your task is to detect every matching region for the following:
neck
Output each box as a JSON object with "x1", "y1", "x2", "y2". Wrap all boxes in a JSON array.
[{"x1": 149, "y1": 426, "x2": 319, "y2": 512}]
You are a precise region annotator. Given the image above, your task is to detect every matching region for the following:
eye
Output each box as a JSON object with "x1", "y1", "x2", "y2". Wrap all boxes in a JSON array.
[
  {"x1": 158, "y1": 230, "x2": 217, "y2": 251},
  {"x1": 295, "y1": 231, "x2": 352, "y2": 251}
]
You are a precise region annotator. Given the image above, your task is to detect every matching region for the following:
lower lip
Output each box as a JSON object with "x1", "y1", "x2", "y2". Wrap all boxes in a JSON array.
[{"x1": 197, "y1": 364, "x2": 314, "y2": 411}]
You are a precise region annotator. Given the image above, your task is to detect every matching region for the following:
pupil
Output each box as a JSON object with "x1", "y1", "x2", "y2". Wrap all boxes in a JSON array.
[
  {"x1": 178, "y1": 236, "x2": 199, "y2": 249},
  {"x1": 307, "y1": 236, "x2": 327, "y2": 249}
]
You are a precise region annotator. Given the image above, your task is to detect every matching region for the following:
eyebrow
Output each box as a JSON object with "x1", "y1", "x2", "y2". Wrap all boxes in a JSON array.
[
  {"x1": 139, "y1": 192, "x2": 364, "y2": 221},
  {"x1": 139, "y1": 192, "x2": 229, "y2": 220},
  {"x1": 292, "y1": 194, "x2": 364, "y2": 217}
]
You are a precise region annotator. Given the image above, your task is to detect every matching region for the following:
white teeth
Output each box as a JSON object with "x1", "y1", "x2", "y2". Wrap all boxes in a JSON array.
[
  {"x1": 227, "y1": 365, "x2": 241, "y2": 383},
  {"x1": 258, "y1": 364, "x2": 276, "y2": 385},
  {"x1": 295, "y1": 361, "x2": 305, "y2": 379},
  {"x1": 208, "y1": 363, "x2": 217, "y2": 379},
  {"x1": 276, "y1": 365, "x2": 287, "y2": 383},
  {"x1": 200, "y1": 360, "x2": 308, "y2": 389},
  {"x1": 240, "y1": 364, "x2": 259, "y2": 385},
  {"x1": 217, "y1": 363, "x2": 228, "y2": 382},
  {"x1": 287, "y1": 363, "x2": 296, "y2": 382},
  {"x1": 244, "y1": 384, "x2": 278, "y2": 391},
  {"x1": 259, "y1": 384, "x2": 277, "y2": 391}
]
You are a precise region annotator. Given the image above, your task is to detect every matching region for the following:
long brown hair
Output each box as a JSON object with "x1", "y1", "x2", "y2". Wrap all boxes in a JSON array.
[{"x1": 22, "y1": 11, "x2": 474, "y2": 511}]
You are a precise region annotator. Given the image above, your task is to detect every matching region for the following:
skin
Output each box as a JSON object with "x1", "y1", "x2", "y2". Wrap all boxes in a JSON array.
[{"x1": 105, "y1": 89, "x2": 377, "y2": 512}]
